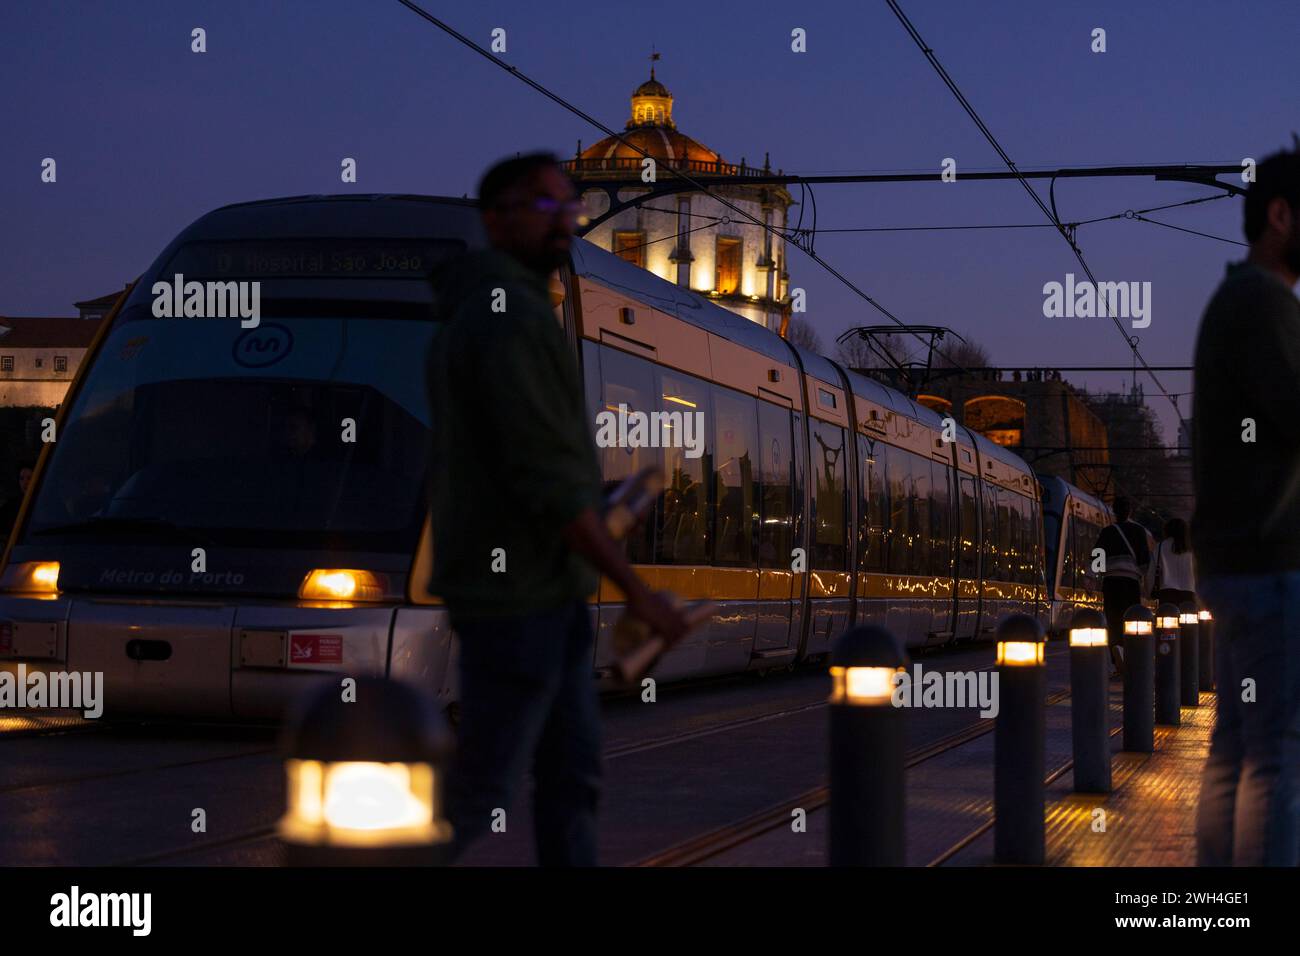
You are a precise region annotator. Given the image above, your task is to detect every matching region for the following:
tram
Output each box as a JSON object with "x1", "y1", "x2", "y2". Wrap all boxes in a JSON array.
[{"x1": 0, "y1": 195, "x2": 1088, "y2": 719}]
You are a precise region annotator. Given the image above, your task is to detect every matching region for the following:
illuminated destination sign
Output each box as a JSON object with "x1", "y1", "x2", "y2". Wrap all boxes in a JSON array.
[{"x1": 163, "y1": 238, "x2": 466, "y2": 280}]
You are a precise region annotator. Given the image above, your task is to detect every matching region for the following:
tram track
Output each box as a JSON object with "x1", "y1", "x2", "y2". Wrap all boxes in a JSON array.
[{"x1": 631, "y1": 687, "x2": 1072, "y2": 867}]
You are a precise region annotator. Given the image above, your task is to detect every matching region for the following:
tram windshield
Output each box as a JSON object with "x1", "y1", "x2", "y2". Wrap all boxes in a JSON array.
[{"x1": 22, "y1": 316, "x2": 433, "y2": 554}]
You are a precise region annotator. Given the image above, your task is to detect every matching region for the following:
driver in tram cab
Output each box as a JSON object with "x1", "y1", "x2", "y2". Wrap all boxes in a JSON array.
[{"x1": 426, "y1": 152, "x2": 690, "y2": 866}]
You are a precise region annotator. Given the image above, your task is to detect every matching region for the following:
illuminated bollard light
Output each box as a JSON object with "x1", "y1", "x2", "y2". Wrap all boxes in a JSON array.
[
  {"x1": 1122, "y1": 605, "x2": 1155, "y2": 753},
  {"x1": 1154, "y1": 603, "x2": 1181, "y2": 727},
  {"x1": 1178, "y1": 604, "x2": 1200, "y2": 707},
  {"x1": 1068, "y1": 608, "x2": 1111, "y2": 793},
  {"x1": 278, "y1": 677, "x2": 454, "y2": 866},
  {"x1": 1197, "y1": 608, "x2": 1215, "y2": 692},
  {"x1": 994, "y1": 613, "x2": 1046, "y2": 866},
  {"x1": 828, "y1": 625, "x2": 908, "y2": 867}
]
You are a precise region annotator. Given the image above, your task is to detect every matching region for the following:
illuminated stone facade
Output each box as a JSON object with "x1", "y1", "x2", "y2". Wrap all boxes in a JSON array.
[{"x1": 563, "y1": 63, "x2": 793, "y2": 331}]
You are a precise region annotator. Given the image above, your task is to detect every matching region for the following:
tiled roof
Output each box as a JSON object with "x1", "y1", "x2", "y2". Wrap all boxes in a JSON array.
[
  {"x1": 0, "y1": 316, "x2": 103, "y2": 349},
  {"x1": 74, "y1": 286, "x2": 130, "y2": 311}
]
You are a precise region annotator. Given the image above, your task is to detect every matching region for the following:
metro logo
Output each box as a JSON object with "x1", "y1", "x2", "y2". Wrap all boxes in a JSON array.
[{"x1": 288, "y1": 633, "x2": 343, "y2": 665}]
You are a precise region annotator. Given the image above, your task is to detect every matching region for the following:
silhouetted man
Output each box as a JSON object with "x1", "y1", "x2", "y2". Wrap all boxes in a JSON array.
[
  {"x1": 425, "y1": 153, "x2": 688, "y2": 866},
  {"x1": 1096, "y1": 497, "x2": 1150, "y2": 678},
  {"x1": 1193, "y1": 148, "x2": 1300, "y2": 867}
]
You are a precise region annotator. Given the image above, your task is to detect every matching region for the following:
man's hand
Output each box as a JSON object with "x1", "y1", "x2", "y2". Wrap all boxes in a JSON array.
[
  {"x1": 561, "y1": 507, "x2": 690, "y2": 645},
  {"x1": 625, "y1": 589, "x2": 690, "y2": 646}
]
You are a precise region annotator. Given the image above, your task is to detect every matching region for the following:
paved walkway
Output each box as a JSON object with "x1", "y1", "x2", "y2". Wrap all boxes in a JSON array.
[{"x1": 701, "y1": 684, "x2": 1214, "y2": 866}]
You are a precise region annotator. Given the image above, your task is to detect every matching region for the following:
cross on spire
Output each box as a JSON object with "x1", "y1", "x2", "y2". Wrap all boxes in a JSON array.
[{"x1": 649, "y1": 47, "x2": 660, "y2": 79}]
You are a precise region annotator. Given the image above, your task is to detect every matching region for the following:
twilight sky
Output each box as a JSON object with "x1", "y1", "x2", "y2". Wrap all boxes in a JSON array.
[{"x1": 3, "y1": 0, "x2": 1298, "y2": 443}]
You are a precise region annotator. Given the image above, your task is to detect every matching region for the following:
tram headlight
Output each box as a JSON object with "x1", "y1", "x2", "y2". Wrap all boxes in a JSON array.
[
  {"x1": 0, "y1": 561, "x2": 60, "y2": 596},
  {"x1": 299, "y1": 568, "x2": 386, "y2": 603}
]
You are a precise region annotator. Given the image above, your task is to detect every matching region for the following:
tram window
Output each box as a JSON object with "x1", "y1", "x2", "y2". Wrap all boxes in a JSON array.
[
  {"x1": 1016, "y1": 494, "x2": 1034, "y2": 584},
  {"x1": 1043, "y1": 506, "x2": 1062, "y2": 591},
  {"x1": 885, "y1": 445, "x2": 912, "y2": 573},
  {"x1": 958, "y1": 475, "x2": 979, "y2": 581},
  {"x1": 911, "y1": 453, "x2": 931, "y2": 575},
  {"x1": 997, "y1": 488, "x2": 1015, "y2": 582},
  {"x1": 1034, "y1": 496, "x2": 1045, "y2": 587},
  {"x1": 656, "y1": 368, "x2": 711, "y2": 565},
  {"x1": 758, "y1": 400, "x2": 794, "y2": 567},
  {"x1": 856, "y1": 434, "x2": 886, "y2": 572},
  {"x1": 809, "y1": 420, "x2": 848, "y2": 569},
  {"x1": 27, "y1": 329, "x2": 431, "y2": 552},
  {"x1": 930, "y1": 461, "x2": 953, "y2": 577},
  {"x1": 1075, "y1": 517, "x2": 1101, "y2": 592},
  {"x1": 592, "y1": 343, "x2": 658, "y2": 563},
  {"x1": 713, "y1": 385, "x2": 758, "y2": 567},
  {"x1": 1061, "y1": 514, "x2": 1078, "y2": 591},
  {"x1": 1006, "y1": 493, "x2": 1022, "y2": 583},
  {"x1": 980, "y1": 481, "x2": 999, "y2": 580}
]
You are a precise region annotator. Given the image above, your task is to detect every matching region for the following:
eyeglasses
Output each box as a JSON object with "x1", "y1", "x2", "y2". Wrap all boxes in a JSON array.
[{"x1": 496, "y1": 197, "x2": 587, "y2": 220}]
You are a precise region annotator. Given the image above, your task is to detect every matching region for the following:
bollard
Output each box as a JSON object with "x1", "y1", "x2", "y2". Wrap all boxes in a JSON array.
[
  {"x1": 828, "y1": 626, "x2": 908, "y2": 866},
  {"x1": 1068, "y1": 608, "x2": 1111, "y2": 793},
  {"x1": 278, "y1": 677, "x2": 454, "y2": 866},
  {"x1": 1197, "y1": 608, "x2": 1215, "y2": 691},
  {"x1": 1122, "y1": 605, "x2": 1155, "y2": 753},
  {"x1": 1154, "y1": 603, "x2": 1181, "y2": 726},
  {"x1": 1178, "y1": 604, "x2": 1200, "y2": 707},
  {"x1": 994, "y1": 613, "x2": 1046, "y2": 865}
]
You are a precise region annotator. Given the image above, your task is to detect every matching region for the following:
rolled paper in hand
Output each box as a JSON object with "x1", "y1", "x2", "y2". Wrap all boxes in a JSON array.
[
  {"x1": 612, "y1": 598, "x2": 717, "y2": 686},
  {"x1": 602, "y1": 466, "x2": 664, "y2": 540}
]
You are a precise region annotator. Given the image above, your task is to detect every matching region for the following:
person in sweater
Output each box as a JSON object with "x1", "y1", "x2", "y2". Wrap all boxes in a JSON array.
[
  {"x1": 426, "y1": 153, "x2": 689, "y2": 866},
  {"x1": 1192, "y1": 147, "x2": 1300, "y2": 867}
]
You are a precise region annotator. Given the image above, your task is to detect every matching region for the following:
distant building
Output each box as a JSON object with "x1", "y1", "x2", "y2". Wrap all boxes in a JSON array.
[
  {"x1": 915, "y1": 371, "x2": 1112, "y2": 496},
  {"x1": 1082, "y1": 382, "x2": 1190, "y2": 522},
  {"x1": 0, "y1": 288, "x2": 124, "y2": 408},
  {"x1": 563, "y1": 58, "x2": 794, "y2": 331},
  {"x1": 0, "y1": 317, "x2": 103, "y2": 407}
]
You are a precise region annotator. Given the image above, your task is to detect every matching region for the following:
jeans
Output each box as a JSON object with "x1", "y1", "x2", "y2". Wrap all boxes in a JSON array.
[
  {"x1": 1103, "y1": 576, "x2": 1142, "y2": 675},
  {"x1": 1195, "y1": 573, "x2": 1300, "y2": 866},
  {"x1": 445, "y1": 600, "x2": 601, "y2": 866}
]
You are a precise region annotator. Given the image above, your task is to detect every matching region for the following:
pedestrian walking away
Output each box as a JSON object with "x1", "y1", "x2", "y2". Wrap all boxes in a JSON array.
[{"x1": 1095, "y1": 497, "x2": 1151, "y2": 679}]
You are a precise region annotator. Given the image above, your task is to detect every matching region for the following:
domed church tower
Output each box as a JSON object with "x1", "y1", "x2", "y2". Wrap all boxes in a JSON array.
[{"x1": 563, "y1": 56, "x2": 794, "y2": 331}]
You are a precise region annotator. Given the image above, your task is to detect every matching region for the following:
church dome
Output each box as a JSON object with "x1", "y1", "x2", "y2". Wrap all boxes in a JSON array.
[{"x1": 568, "y1": 60, "x2": 748, "y2": 178}]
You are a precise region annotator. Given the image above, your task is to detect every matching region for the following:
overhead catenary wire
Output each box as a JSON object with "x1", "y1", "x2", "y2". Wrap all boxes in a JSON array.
[
  {"x1": 394, "y1": 0, "x2": 981, "y2": 376},
  {"x1": 652, "y1": 192, "x2": 1234, "y2": 244},
  {"x1": 884, "y1": 0, "x2": 1199, "y2": 430}
]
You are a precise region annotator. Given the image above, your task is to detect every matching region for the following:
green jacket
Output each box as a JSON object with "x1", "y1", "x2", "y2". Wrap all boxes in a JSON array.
[
  {"x1": 425, "y1": 248, "x2": 603, "y2": 616},
  {"x1": 1192, "y1": 260, "x2": 1300, "y2": 574}
]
